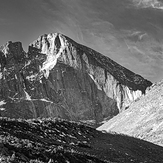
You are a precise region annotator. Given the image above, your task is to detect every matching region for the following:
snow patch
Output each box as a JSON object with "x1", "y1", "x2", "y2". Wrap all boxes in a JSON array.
[
  {"x1": 24, "y1": 98, "x2": 53, "y2": 103},
  {"x1": 24, "y1": 90, "x2": 31, "y2": 100},
  {"x1": 0, "y1": 101, "x2": 6, "y2": 111},
  {"x1": 0, "y1": 72, "x2": 2, "y2": 79},
  {"x1": 0, "y1": 108, "x2": 5, "y2": 111},
  {"x1": 21, "y1": 60, "x2": 31, "y2": 70},
  {"x1": 88, "y1": 74, "x2": 102, "y2": 90},
  {"x1": 0, "y1": 100, "x2": 6, "y2": 106},
  {"x1": 40, "y1": 99, "x2": 53, "y2": 103},
  {"x1": 26, "y1": 74, "x2": 37, "y2": 81}
]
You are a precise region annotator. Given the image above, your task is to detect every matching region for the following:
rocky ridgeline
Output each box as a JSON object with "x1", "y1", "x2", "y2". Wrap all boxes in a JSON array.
[{"x1": 0, "y1": 33, "x2": 152, "y2": 123}]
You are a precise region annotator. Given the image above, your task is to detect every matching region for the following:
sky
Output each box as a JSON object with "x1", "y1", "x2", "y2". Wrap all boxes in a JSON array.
[{"x1": 0, "y1": 0, "x2": 163, "y2": 82}]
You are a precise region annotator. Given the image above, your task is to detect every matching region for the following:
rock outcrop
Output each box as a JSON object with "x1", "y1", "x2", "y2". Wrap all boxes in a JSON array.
[{"x1": 0, "y1": 33, "x2": 152, "y2": 123}]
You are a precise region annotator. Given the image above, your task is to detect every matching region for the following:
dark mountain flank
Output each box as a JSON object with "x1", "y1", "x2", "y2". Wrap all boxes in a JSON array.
[
  {"x1": 0, "y1": 118, "x2": 163, "y2": 163},
  {"x1": 0, "y1": 33, "x2": 152, "y2": 123}
]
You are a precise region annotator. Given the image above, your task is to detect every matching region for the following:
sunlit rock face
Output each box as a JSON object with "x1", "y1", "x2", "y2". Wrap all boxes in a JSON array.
[
  {"x1": 0, "y1": 33, "x2": 152, "y2": 123},
  {"x1": 97, "y1": 80, "x2": 163, "y2": 146}
]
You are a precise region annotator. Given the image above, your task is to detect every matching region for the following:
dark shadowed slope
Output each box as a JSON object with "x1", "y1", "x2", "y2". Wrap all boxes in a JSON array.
[
  {"x1": 98, "y1": 80, "x2": 163, "y2": 146},
  {"x1": 0, "y1": 118, "x2": 163, "y2": 163}
]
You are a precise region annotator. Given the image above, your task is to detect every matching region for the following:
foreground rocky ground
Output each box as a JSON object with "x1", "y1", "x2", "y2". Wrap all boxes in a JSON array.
[{"x1": 0, "y1": 118, "x2": 163, "y2": 163}]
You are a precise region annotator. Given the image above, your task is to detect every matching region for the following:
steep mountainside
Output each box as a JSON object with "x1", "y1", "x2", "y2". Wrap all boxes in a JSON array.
[
  {"x1": 98, "y1": 80, "x2": 163, "y2": 146},
  {"x1": 0, "y1": 33, "x2": 152, "y2": 123},
  {"x1": 0, "y1": 118, "x2": 163, "y2": 163}
]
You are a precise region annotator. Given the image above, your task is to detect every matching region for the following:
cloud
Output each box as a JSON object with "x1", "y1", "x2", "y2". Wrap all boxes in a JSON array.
[
  {"x1": 38, "y1": 0, "x2": 163, "y2": 82},
  {"x1": 1, "y1": 0, "x2": 163, "y2": 82},
  {"x1": 133, "y1": 0, "x2": 163, "y2": 10}
]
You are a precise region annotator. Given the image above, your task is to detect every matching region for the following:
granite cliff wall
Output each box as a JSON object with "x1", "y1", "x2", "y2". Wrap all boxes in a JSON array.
[{"x1": 0, "y1": 33, "x2": 152, "y2": 123}]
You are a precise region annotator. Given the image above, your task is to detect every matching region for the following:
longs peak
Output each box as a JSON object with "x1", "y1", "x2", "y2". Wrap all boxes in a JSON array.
[{"x1": 0, "y1": 33, "x2": 152, "y2": 124}]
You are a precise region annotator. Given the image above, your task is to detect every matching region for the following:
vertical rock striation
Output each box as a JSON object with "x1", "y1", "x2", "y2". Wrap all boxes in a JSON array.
[{"x1": 0, "y1": 33, "x2": 152, "y2": 124}]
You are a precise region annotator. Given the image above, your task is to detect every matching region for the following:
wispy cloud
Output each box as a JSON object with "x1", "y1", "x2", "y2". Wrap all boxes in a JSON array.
[
  {"x1": 133, "y1": 0, "x2": 163, "y2": 10},
  {"x1": 1, "y1": 0, "x2": 163, "y2": 82},
  {"x1": 38, "y1": 0, "x2": 163, "y2": 82}
]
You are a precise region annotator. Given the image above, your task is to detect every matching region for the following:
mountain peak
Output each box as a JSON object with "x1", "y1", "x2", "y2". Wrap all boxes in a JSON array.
[
  {"x1": 0, "y1": 33, "x2": 152, "y2": 123},
  {"x1": 0, "y1": 41, "x2": 24, "y2": 55},
  {"x1": 30, "y1": 33, "x2": 67, "y2": 53},
  {"x1": 29, "y1": 33, "x2": 152, "y2": 91},
  {"x1": 0, "y1": 41, "x2": 26, "y2": 68},
  {"x1": 29, "y1": 33, "x2": 67, "y2": 78}
]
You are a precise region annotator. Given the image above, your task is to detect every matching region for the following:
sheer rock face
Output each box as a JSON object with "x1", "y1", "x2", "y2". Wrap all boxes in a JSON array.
[{"x1": 0, "y1": 33, "x2": 152, "y2": 123}]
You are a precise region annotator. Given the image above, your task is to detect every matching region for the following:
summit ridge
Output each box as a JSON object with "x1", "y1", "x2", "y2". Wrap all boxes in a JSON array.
[{"x1": 0, "y1": 33, "x2": 152, "y2": 125}]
